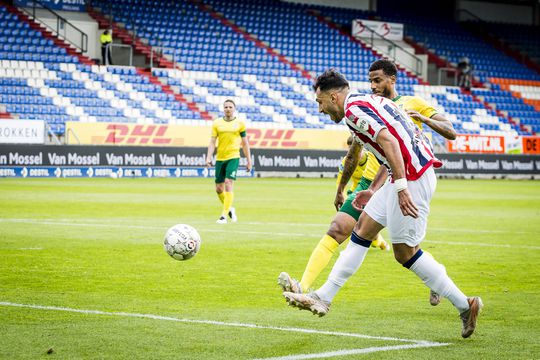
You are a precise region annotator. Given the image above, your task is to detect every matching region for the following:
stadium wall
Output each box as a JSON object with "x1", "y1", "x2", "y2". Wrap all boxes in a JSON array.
[
  {"x1": 1, "y1": 145, "x2": 539, "y2": 179},
  {"x1": 457, "y1": 0, "x2": 537, "y2": 25}
]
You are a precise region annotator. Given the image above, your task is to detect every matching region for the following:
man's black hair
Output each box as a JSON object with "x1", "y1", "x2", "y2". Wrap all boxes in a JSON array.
[
  {"x1": 313, "y1": 69, "x2": 349, "y2": 92},
  {"x1": 369, "y1": 59, "x2": 398, "y2": 77}
]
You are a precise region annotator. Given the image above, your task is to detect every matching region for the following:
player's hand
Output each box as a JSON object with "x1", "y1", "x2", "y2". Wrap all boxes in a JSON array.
[
  {"x1": 397, "y1": 189, "x2": 419, "y2": 218},
  {"x1": 334, "y1": 191, "x2": 345, "y2": 211},
  {"x1": 205, "y1": 159, "x2": 212, "y2": 167},
  {"x1": 406, "y1": 109, "x2": 425, "y2": 123},
  {"x1": 246, "y1": 162, "x2": 252, "y2": 172},
  {"x1": 352, "y1": 189, "x2": 374, "y2": 211}
]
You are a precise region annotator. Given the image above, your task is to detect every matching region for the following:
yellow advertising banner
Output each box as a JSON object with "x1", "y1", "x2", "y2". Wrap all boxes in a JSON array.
[{"x1": 65, "y1": 122, "x2": 350, "y2": 150}]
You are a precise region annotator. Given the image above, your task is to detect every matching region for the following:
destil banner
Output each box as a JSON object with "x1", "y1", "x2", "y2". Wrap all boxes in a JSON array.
[
  {"x1": 447, "y1": 134, "x2": 505, "y2": 154},
  {"x1": 65, "y1": 122, "x2": 350, "y2": 150}
]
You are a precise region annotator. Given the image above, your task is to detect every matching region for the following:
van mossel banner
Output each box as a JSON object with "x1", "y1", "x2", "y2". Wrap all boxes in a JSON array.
[
  {"x1": 14, "y1": 0, "x2": 85, "y2": 12},
  {"x1": 352, "y1": 19, "x2": 404, "y2": 41},
  {"x1": 65, "y1": 122, "x2": 350, "y2": 150},
  {"x1": 0, "y1": 120, "x2": 45, "y2": 144},
  {"x1": 1, "y1": 145, "x2": 539, "y2": 177}
]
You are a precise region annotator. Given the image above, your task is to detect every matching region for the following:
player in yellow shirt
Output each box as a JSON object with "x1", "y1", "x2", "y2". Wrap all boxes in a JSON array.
[
  {"x1": 337, "y1": 136, "x2": 388, "y2": 251},
  {"x1": 279, "y1": 59, "x2": 456, "y2": 299},
  {"x1": 369, "y1": 59, "x2": 456, "y2": 140},
  {"x1": 206, "y1": 99, "x2": 252, "y2": 224}
]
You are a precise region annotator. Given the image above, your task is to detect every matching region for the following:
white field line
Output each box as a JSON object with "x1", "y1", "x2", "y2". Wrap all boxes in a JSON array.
[
  {"x1": 0, "y1": 217, "x2": 536, "y2": 234},
  {"x1": 254, "y1": 342, "x2": 449, "y2": 360},
  {"x1": 1, "y1": 218, "x2": 539, "y2": 250},
  {"x1": 0, "y1": 301, "x2": 449, "y2": 359}
]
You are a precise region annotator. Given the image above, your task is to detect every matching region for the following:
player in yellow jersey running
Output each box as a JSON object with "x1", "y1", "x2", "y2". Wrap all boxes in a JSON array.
[
  {"x1": 279, "y1": 59, "x2": 456, "y2": 300},
  {"x1": 206, "y1": 99, "x2": 252, "y2": 224}
]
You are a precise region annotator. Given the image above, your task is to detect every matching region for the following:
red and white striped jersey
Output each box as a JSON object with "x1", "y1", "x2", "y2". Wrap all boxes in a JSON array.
[{"x1": 344, "y1": 92, "x2": 442, "y2": 181}]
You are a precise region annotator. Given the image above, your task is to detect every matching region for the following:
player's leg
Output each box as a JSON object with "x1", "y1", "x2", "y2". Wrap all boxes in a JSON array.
[
  {"x1": 215, "y1": 161, "x2": 227, "y2": 223},
  {"x1": 222, "y1": 158, "x2": 239, "y2": 222},
  {"x1": 281, "y1": 177, "x2": 384, "y2": 294},
  {"x1": 284, "y1": 181, "x2": 390, "y2": 315},
  {"x1": 297, "y1": 212, "x2": 356, "y2": 291},
  {"x1": 279, "y1": 212, "x2": 355, "y2": 294},
  {"x1": 389, "y1": 168, "x2": 482, "y2": 337}
]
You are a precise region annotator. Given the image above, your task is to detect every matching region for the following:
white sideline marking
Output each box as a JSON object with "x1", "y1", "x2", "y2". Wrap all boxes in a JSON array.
[
  {"x1": 0, "y1": 302, "x2": 449, "y2": 359},
  {"x1": 254, "y1": 343, "x2": 449, "y2": 360},
  {"x1": 1, "y1": 218, "x2": 539, "y2": 250},
  {"x1": 1, "y1": 217, "x2": 536, "y2": 234}
]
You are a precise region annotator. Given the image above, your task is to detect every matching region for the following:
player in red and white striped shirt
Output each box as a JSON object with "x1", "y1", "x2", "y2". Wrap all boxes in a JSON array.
[
  {"x1": 283, "y1": 69, "x2": 482, "y2": 338},
  {"x1": 344, "y1": 91, "x2": 443, "y2": 181}
]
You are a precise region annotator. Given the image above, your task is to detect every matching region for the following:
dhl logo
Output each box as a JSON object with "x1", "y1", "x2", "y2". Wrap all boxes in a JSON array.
[
  {"x1": 104, "y1": 124, "x2": 172, "y2": 145},
  {"x1": 247, "y1": 129, "x2": 298, "y2": 148}
]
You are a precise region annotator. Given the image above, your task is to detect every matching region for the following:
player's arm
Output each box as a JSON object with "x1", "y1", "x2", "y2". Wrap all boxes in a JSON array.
[
  {"x1": 206, "y1": 136, "x2": 217, "y2": 167},
  {"x1": 334, "y1": 140, "x2": 362, "y2": 210},
  {"x1": 352, "y1": 164, "x2": 388, "y2": 210},
  {"x1": 375, "y1": 128, "x2": 419, "y2": 218},
  {"x1": 240, "y1": 135, "x2": 252, "y2": 172},
  {"x1": 406, "y1": 111, "x2": 457, "y2": 140}
]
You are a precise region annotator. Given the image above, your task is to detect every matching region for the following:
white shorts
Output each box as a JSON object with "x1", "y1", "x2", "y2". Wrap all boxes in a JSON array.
[{"x1": 363, "y1": 167, "x2": 437, "y2": 247}]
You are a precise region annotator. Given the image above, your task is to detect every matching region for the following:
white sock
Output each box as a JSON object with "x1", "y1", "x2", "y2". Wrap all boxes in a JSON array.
[
  {"x1": 315, "y1": 233, "x2": 371, "y2": 303},
  {"x1": 407, "y1": 250, "x2": 469, "y2": 313}
]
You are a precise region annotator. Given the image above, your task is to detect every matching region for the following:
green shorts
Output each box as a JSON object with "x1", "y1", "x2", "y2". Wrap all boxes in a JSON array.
[
  {"x1": 338, "y1": 177, "x2": 373, "y2": 221},
  {"x1": 215, "y1": 158, "x2": 239, "y2": 183}
]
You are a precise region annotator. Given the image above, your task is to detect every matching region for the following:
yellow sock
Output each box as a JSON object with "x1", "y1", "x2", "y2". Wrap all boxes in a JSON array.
[
  {"x1": 217, "y1": 192, "x2": 225, "y2": 204},
  {"x1": 299, "y1": 234, "x2": 339, "y2": 292},
  {"x1": 371, "y1": 233, "x2": 388, "y2": 250},
  {"x1": 222, "y1": 191, "x2": 234, "y2": 216}
]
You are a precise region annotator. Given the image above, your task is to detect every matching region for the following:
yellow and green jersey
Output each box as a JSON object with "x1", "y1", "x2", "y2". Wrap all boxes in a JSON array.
[
  {"x1": 100, "y1": 32, "x2": 112, "y2": 45},
  {"x1": 336, "y1": 150, "x2": 380, "y2": 193},
  {"x1": 392, "y1": 95, "x2": 438, "y2": 129},
  {"x1": 211, "y1": 117, "x2": 246, "y2": 161}
]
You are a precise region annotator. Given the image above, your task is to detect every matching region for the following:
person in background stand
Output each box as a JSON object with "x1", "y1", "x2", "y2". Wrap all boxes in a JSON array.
[
  {"x1": 100, "y1": 29, "x2": 113, "y2": 65},
  {"x1": 457, "y1": 57, "x2": 472, "y2": 91}
]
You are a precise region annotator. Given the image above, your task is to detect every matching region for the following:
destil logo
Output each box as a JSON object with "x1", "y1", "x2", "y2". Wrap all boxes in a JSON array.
[
  {"x1": 104, "y1": 124, "x2": 172, "y2": 145},
  {"x1": 247, "y1": 129, "x2": 297, "y2": 148}
]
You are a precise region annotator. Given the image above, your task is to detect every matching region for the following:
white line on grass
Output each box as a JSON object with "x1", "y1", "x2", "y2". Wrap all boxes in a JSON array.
[
  {"x1": 2, "y1": 218, "x2": 539, "y2": 250},
  {"x1": 1, "y1": 217, "x2": 536, "y2": 235},
  {"x1": 0, "y1": 301, "x2": 449, "y2": 359},
  {"x1": 254, "y1": 342, "x2": 449, "y2": 360}
]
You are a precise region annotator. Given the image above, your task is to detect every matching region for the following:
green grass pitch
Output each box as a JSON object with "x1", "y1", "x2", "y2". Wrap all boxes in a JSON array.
[{"x1": 0, "y1": 178, "x2": 539, "y2": 359}]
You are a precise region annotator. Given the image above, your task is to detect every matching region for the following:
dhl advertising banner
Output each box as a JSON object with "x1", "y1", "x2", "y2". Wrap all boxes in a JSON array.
[
  {"x1": 65, "y1": 122, "x2": 350, "y2": 150},
  {"x1": 447, "y1": 134, "x2": 506, "y2": 154}
]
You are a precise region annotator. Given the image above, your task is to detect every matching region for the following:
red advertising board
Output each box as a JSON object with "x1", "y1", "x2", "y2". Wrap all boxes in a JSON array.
[
  {"x1": 522, "y1": 136, "x2": 540, "y2": 154},
  {"x1": 447, "y1": 134, "x2": 505, "y2": 154}
]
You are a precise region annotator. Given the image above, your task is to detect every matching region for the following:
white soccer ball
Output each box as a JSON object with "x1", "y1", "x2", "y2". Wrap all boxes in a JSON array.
[{"x1": 163, "y1": 224, "x2": 201, "y2": 261}]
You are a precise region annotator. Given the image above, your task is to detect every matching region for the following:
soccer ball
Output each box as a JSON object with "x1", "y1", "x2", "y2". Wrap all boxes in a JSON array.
[{"x1": 163, "y1": 224, "x2": 201, "y2": 261}]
